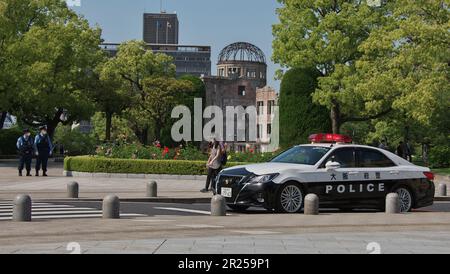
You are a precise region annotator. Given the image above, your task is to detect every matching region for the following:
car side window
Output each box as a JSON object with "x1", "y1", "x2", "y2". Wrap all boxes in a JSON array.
[
  {"x1": 321, "y1": 148, "x2": 356, "y2": 168},
  {"x1": 356, "y1": 148, "x2": 396, "y2": 168}
]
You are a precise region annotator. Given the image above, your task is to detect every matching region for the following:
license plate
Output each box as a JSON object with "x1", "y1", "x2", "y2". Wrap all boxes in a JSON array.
[{"x1": 221, "y1": 187, "x2": 232, "y2": 198}]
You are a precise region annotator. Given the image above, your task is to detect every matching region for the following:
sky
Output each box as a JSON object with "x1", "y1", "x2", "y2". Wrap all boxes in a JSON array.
[{"x1": 68, "y1": 0, "x2": 282, "y2": 90}]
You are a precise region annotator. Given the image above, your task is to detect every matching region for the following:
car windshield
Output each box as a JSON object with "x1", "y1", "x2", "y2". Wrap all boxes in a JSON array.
[{"x1": 271, "y1": 146, "x2": 331, "y2": 165}]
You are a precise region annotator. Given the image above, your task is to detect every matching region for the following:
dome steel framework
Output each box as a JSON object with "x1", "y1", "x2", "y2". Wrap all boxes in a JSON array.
[{"x1": 218, "y1": 42, "x2": 266, "y2": 64}]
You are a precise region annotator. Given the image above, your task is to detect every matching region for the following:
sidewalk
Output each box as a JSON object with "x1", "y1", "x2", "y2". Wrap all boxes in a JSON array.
[
  {"x1": 0, "y1": 161, "x2": 211, "y2": 200},
  {"x1": 2, "y1": 230, "x2": 450, "y2": 254}
]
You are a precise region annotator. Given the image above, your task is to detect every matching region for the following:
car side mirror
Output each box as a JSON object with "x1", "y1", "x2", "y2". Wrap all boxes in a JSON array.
[{"x1": 326, "y1": 161, "x2": 341, "y2": 172}]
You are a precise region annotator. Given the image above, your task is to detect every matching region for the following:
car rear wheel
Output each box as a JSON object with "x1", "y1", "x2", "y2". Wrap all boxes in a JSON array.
[
  {"x1": 227, "y1": 205, "x2": 250, "y2": 212},
  {"x1": 276, "y1": 182, "x2": 304, "y2": 213},
  {"x1": 395, "y1": 187, "x2": 413, "y2": 213}
]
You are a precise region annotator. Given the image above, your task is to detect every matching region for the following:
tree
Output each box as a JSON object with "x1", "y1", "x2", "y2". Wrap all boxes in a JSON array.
[
  {"x1": 0, "y1": 0, "x2": 77, "y2": 129},
  {"x1": 100, "y1": 40, "x2": 176, "y2": 144},
  {"x1": 139, "y1": 77, "x2": 194, "y2": 142},
  {"x1": 4, "y1": 0, "x2": 103, "y2": 137},
  {"x1": 273, "y1": 0, "x2": 389, "y2": 133},
  {"x1": 279, "y1": 68, "x2": 331, "y2": 148},
  {"x1": 94, "y1": 56, "x2": 133, "y2": 141}
]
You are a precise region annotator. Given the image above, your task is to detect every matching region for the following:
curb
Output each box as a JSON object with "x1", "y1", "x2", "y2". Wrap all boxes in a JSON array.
[
  {"x1": 33, "y1": 197, "x2": 212, "y2": 204},
  {"x1": 63, "y1": 170, "x2": 207, "y2": 181},
  {"x1": 434, "y1": 196, "x2": 450, "y2": 202}
]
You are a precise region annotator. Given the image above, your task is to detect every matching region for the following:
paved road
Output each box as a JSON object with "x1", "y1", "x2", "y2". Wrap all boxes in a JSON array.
[{"x1": 1, "y1": 200, "x2": 448, "y2": 221}]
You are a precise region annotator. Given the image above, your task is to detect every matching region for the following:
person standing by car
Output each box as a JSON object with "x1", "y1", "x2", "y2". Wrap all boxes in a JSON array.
[
  {"x1": 34, "y1": 126, "x2": 53, "y2": 177},
  {"x1": 16, "y1": 129, "x2": 34, "y2": 177},
  {"x1": 201, "y1": 140, "x2": 222, "y2": 193}
]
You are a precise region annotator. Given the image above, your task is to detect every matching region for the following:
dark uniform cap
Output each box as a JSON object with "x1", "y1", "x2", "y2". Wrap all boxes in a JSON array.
[
  {"x1": 23, "y1": 128, "x2": 31, "y2": 134},
  {"x1": 39, "y1": 126, "x2": 47, "y2": 131}
]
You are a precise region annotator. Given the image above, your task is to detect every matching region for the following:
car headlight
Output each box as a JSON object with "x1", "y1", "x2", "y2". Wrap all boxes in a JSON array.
[{"x1": 247, "y1": 173, "x2": 279, "y2": 184}]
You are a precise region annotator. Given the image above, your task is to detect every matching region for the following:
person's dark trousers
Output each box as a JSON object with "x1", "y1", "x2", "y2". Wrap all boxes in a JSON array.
[
  {"x1": 205, "y1": 168, "x2": 219, "y2": 190},
  {"x1": 19, "y1": 154, "x2": 32, "y2": 176},
  {"x1": 35, "y1": 151, "x2": 49, "y2": 176}
]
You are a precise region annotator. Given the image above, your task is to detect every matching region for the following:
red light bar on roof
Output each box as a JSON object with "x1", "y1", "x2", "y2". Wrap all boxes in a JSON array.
[{"x1": 309, "y1": 133, "x2": 353, "y2": 144}]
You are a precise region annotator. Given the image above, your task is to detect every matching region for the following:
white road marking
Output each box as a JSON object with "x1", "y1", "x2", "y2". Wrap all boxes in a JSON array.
[
  {"x1": 0, "y1": 213, "x2": 143, "y2": 221},
  {"x1": 0, "y1": 207, "x2": 95, "y2": 213},
  {"x1": 0, "y1": 205, "x2": 75, "y2": 209},
  {"x1": 154, "y1": 207, "x2": 212, "y2": 215}
]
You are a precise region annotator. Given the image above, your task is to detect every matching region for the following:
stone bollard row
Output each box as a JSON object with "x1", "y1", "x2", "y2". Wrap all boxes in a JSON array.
[
  {"x1": 13, "y1": 194, "x2": 32, "y2": 222},
  {"x1": 385, "y1": 193, "x2": 400, "y2": 214},
  {"x1": 67, "y1": 181, "x2": 79, "y2": 198},
  {"x1": 304, "y1": 194, "x2": 319, "y2": 215},
  {"x1": 102, "y1": 195, "x2": 120, "y2": 219},
  {"x1": 211, "y1": 195, "x2": 226, "y2": 216},
  {"x1": 438, "y1": 183, "x2": 447, "y2": 197},
  {"x1": 147, "y1": 181, "x2": 158, "y2": 198}
]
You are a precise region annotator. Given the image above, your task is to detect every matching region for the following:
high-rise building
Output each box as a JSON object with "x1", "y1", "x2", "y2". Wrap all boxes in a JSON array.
[{"x1": 143, "y1": 12, "x2": 179, "y2": 44}]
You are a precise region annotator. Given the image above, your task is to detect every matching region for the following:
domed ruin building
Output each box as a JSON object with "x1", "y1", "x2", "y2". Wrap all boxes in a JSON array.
[{"x1": 203, "y1": 42, "x2": 275, "y2": 152}]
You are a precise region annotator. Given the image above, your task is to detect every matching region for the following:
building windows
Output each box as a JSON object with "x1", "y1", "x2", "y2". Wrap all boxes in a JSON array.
[
  {"x1": 247, "y1": 69, "x2": 256, "y2": 78},
  {"x1": 228, "y1": 67, "x2": 241, "y2": 76},
  {"x1": 218, "y1": 68, "x2": 225, "y2": 76},
  {"x1": 257, "y1": 101, "x2": 264, "y2": 115},
  {"x1": 267, "y1": 124, "x2": 272, "y2": 136},
  {"x1": 238, "y1": 86, "x2": 246, "y2": 96},
  {"x1": 257, "y1": 124, "x2": 262, "y2": 139},
  {"x1": 268, "y1": 100, "x2": 275, "y2": 115}
]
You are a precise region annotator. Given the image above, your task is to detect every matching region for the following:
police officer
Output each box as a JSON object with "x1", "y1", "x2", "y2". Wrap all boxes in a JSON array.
[
  {"x1": 16, "y1": 129, "x2": 34, "y2": 177},
  {"x1": 34, "y1": 126, "x2": 53, "y2": 177}
]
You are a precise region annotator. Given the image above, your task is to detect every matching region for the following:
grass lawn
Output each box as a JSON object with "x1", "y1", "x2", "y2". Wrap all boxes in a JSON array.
[{"x1": 433, "y1": 168, "x2": 450, "y2": 176}]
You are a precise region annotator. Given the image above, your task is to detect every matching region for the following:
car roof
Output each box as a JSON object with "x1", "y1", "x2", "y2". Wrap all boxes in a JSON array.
[{"x1": 296, "y1": 143, "x2": 414, "y2": 167}]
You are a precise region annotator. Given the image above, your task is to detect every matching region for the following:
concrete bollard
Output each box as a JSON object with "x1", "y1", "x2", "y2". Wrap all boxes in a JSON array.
[
  {"x1": 146, "y1": 181, "x2": 158, "y2": 198},
  {"x1": 67, "y1": 181, "x2": 79, "y2": 198},
  {"x1": 13, "y1": 194, "x2": 32, "y2": 222},
  {"x1": 438, "y1": 183, "x2": 447, "y2": 197},
  {"x1": 102, "y1": 195, "x2": 120, "y2": 219},
  {"x1": 211, "y1": 195, "x2": 226, "y2": 216},
  {"x1": 385, "y1": 193, "x2": 400, "y2": 214},
  {"x1": 304, "y1": 194, "x2": 319, "y2": 215}
]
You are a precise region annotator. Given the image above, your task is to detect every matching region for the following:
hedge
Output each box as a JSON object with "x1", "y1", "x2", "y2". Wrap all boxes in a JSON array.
[{"x1": 64, "y1": 156, "x2": 248, "y2": 176}]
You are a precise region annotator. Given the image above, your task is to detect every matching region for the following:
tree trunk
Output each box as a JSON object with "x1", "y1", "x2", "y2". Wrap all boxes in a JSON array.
[
  {"x1": 141, "y1": 127, "x2": 149, "y2": 146},
  {"x1": 330, "y1": 102, "x2": 341, "y2": 134},
  {"x1": 0, "y1": 112, "x2": 7, "y2": 130},
  {"x1": 105, "y1": 112, "x2": 112, "y2": 142}
]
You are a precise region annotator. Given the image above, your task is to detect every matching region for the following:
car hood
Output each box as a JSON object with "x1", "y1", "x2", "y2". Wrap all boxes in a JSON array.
[{"x1": 222, "y1": 162, "x2": 315, "y2": 176}]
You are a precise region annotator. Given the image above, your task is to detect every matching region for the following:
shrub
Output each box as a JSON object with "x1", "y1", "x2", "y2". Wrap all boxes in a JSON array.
[
  {"x1": 279, "y1": 67, "x2": 331, "y2": 148},
  {"x1": 53, "y1": 126, "x2": 97, "y2": 156},
  {"x1": 0, "y1": 127, "x2": 23, "y2": 155},
  {"x1": 429, "y1": 144, "x2": 450, "y2": 168},
  {"x1": 64, "y1": 156, "x2": 247, "y2": 175}
]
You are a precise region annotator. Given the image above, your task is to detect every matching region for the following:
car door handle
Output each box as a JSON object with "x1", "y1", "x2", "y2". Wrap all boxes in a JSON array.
[{"x1": 390, "y1": 171, "x2": 400, "y2": 175}]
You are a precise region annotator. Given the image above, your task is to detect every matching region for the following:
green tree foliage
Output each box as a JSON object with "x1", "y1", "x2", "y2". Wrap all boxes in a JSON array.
[
  {"x1": 90, "y1": 112, "x2": 137, "y2": 144},
  {"x1": 273, "y1": 0, "x2": 386, "y2": 133},
  {"x1": 279, "y1": 68, "x2": 331, "y2": 148},
  {"x1": 99, "y1": 40, "x2": 178, "y2": 144},
  {"x1": 0, "y1": 0, "x2": 103, "y2": 136}
]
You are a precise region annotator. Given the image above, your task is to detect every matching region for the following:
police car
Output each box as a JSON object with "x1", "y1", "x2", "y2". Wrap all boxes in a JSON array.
[{"x1": 216, "y1": 134, "x2": 435, "y2": 213}]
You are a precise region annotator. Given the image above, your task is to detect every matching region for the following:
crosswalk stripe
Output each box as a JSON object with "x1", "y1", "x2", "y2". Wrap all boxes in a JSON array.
[
  {"x1": 154, "y1": 207, "x2": 212, "y2": 215},
  {"x1": 0, "y1": 205, "x2": 75, "y2": 209},
  {"x1": 0, "y1": 207, "x2": 96, "y2": 213},
  {"x1": 0, "y1": 213, "x2": 143, "y2": 221},
  {"x1": 0, "y1": 202, "x2": 145, "y2": 220}
]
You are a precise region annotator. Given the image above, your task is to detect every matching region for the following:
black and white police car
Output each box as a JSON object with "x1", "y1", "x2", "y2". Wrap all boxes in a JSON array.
[{"x1": 216, "y1": 133, "x2": 435, "y2": 213}]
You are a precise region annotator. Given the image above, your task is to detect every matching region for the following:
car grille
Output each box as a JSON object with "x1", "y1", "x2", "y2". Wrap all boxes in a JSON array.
[{"x1": 217, "y1": 175, "x2": 245, "y2": 188}]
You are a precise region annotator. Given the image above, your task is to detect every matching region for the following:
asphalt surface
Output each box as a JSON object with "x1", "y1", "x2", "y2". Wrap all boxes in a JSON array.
[{"x1": 22, "y1": 200, "x2": 450, "y2": 217}]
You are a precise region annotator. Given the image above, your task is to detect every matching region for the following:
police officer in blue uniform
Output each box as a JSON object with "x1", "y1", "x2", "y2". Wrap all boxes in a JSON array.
[
  {"x1": 34, "y1": 126, "x2": 53, "y2": 177},
  {"x1": 16, "y1": 129, "x2": 34, "y2": 177}
]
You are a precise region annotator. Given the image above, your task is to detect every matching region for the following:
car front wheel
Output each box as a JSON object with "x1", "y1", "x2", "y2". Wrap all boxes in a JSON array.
[
  {"x1": 276, "y1": 182, "x2": 304, "y2": 213},
  {"x1": 395, "y1": 187, "x2": 413, "y2": 213}
]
